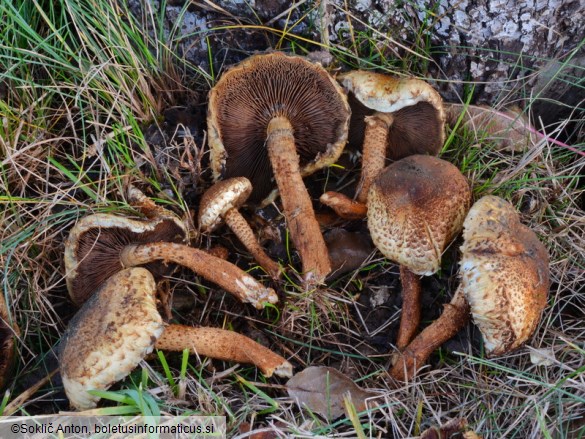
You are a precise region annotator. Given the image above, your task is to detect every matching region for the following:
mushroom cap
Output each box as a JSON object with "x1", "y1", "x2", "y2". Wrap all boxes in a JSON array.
[
  {"x1": 1, "y1": 294, "x2": 18, "y2": 390},
  {"x1": 459, "y1": 195, "x2": 550, "y2": 356},
  {"x1": 339, "y1": 70, "x2": 445, "y2": 160},
  {"x1": 367, "y1": 155, "x2": 471, "y2": 275},
  {"x1": 64, "y1": 212, "x2": 187, "y2": 306},
  {"x1": 198, "y1": 177, "x2": 252, "y2": 232},
  {"x1": 59, "y1": 267, "x2": 164, "y2": 410},
  {"x1": 207, "y1": 52, "x2": 350, "y2": 202}
]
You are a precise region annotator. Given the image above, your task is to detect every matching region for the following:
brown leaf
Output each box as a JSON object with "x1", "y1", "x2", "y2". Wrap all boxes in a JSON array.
[
  {"x1": 418, "y1": 418, "x2": 469, "y2": 438},
  {"x1": 444, "y1": 103, "x2": 537, "y2": 152},
  {"x1": 286, "y1": 366, "x2": 373, "y2": 421}
]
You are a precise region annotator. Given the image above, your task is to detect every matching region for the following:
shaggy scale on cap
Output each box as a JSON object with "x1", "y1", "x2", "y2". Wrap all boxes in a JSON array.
[{"x1": 460, "y1": 195, "x2": 550, "y2": 356}]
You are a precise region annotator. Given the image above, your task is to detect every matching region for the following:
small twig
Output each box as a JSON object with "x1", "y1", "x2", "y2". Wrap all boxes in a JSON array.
[{"x1": 3, "y1": 368, "x2": 59, "y2": 415}]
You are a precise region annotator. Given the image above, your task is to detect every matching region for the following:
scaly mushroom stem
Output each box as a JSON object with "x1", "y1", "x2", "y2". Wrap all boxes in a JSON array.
[
  {"x1": 356, "y1": 113, "x2": 394, "y2": 203},
  {"x1": 119, "y1": 242, "x2": 278, "y2": 309},
  {"x1": 223, "y1": 208, "x2": 282, "y2": 279},
  {"x1": 266, "y1": 116, "x2": 331, "y2": 285},
  {"x1": 390, "y1": 286, "x2": 470, "y2": 381},
  {"x1": 395, "y1": 266, "x2": 422, "y2": 350},
  {"x1": 157, "y1": 325, "x2": 293, "y2": 378},
  {"x1": 320, "y1": 192, "x2": 367, "y2": 220}
]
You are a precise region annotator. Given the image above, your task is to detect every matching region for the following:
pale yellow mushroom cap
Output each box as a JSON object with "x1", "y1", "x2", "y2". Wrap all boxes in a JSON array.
[
  {"x1": 460, "y1": 196, "x2": 550, "y2": 356},
  {"x1": 338, "y1": 70, "x2": 445, "y2": 117},
  {"x1": 339, "y1": 70, "x2": 446, "y2": 159},
  {"x1": 367, "y1": 155, "x2": 471, "y2": 275},
  {"x1": 198, "y1": 177, "x2": 252, "y2": 232},
  {"x1": 59, "y1": 268, "x2": 164, "y2": 410}
]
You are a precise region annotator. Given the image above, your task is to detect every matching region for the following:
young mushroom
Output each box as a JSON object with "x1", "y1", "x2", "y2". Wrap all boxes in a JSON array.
[
  {"x1": 1, "y1": 293, "x2": 19, "y2": 390},
  {"x1": 367, "y1": 155, "x2": 471, "y2": 350},
  {"x1": 64, "y1": 211, "x2": 278, "y2": 309},
  {"x1": 207, "y1": 52, "x2": 351, "y2": 285},
  {"x1": 390, "y1": 195, "x2": 550, "y2": 381},
  {"x1": 60, "y1": 267, "x2": 292, "y2": 410},
  {"x1": 198, "y1": 177, "x2": 281, "y2": 279}
]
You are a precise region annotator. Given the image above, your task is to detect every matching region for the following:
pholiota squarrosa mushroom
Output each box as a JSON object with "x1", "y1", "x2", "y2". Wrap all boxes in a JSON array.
[
  {"x1": 198, "y1": 177, "x2": 281, "y2": 280},
  {"x1": 64, "y1": 188, "x2": 278, "y2": 309},
  {"x1": 390, "y1": 195, "x2": 550, "y2": 381},
  {"x1": 59, "y1": 267, "x2": 292, "y2": 410},
  {"x1": 340, "y1": 70, "x2": 446, "y2": 203},
  {"x1": 320, "y1": 70, "x2": 445, "y2": 219},
  {"x1": 367, "y1": 155, "x2": 471, "y2": 350},
  {"x1": 207, "y1": 52, "x2": 351, "y2": 286}
]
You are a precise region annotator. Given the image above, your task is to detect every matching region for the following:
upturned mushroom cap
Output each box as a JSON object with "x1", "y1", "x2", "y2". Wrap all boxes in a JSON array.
[
  {"x1": 198, "y1": 177, "x2": 252, "y2": 232},
  {"x1": 64, "y1": 212, "x2": 187, "y2": 306},
  {"x1": 207, "y1": 52, "x2": 350, "y2": 202},
  {"x1": 339, "y1": 70, "x2": 445, "y2": 160},
  {"x1": 460, "y1": 195, "x2": 550, "y2": 356},
  {"x1": 59, "y1": 268, "x2": 164, "y2": 410},
  {"x1": 367, "y1": 155, "x2": 471, "y2": 275}
]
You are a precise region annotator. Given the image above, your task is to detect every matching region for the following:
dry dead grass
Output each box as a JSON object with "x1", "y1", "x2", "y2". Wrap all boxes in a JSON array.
[{"x1": 1, "y1": 1, "x2": 583, "y2": 437}]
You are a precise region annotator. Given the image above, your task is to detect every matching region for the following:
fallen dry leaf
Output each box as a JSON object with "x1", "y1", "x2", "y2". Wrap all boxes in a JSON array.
[
  {"x1": 444, "y1": 103, "x2": 537, "y2": 152},
  {"x1": 286, "y1": 366, "x2": 373, "y2": 421}
]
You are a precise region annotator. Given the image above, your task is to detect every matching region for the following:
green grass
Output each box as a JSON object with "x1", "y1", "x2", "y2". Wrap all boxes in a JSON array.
[{"x1": 1, "y1": 0, "x2": 584, "y2": 437}]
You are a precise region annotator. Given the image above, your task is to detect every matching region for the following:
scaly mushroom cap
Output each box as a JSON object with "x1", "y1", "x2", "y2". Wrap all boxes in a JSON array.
[
  {"x1": 64, "y1": 212, "x2": 187, "y2": 306},
  {"x1": 208, "y1": 52, "x2": 350, "y2": 202},
  {"x1": 1, "y1": 294, "x2": 18, "y2": 390},
  {"x1": 339, "y1": 70, "x2": 445, "y2": 160},
  {"x1": 59, "y1": 268, "x2": 164, "y2": 410},
  {"x1": 198, "y1": 177, "x2": 252, "y2": 232},
  {"x1": 460, "y1": 196, "x2": 550, "y2": 356},
  {"x1": 367, "y1": 155, "x2": 471, "y2": 275}
]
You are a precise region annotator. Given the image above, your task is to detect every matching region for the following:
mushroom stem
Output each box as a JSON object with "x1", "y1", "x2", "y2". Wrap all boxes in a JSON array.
[
  {"x1": 266, "y1": 116, "x2": 331, "y2": 285},
  {"x1": 119, "y1": 242, "x2": 278, "y2": 309},
  {"x1": 223, "y1": 208, "x2": 282, "y2": 279},
  {"x1": 390, "y1": 286, "x2": 470, "y2": 381},
  {"x1": 355, "y1": 113, "x2": 394, "y2": 203},
  {"x1": 395, "y1": 266, "x2": 422, "y2": 350},
  {"x1": 156, "y1": 324, "x2": 293, "y2": 378},
  {"x1": 320, "y1": 192, "x2": 367, "y2": 220}
]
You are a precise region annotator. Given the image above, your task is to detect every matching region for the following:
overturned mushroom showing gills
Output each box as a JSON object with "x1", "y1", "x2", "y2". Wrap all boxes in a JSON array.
[
  {"x1": 199, "y1": 177, "x2": 281, "y2": 279},
  {"x1": 1, "y1": 293, "x2": 19, "y2": 390},
  {"x1": 64, "y1": 212, "x2": 277, "y2": 309},
  {"x1": 60, "y1": 267, "x2": 293, "y2": 410},
  {"x1": 390, "y1": 195, "x2": 550, "y2": 381},
  {"x1": 339, "y1": 70, "x2": 445, "y2": 204},
  {"x1": 208, "y1": 52, "x2": 351, "y2": 285},
  {"x1": 367, "y1": 155, "x2": 471, "y2": 349}
]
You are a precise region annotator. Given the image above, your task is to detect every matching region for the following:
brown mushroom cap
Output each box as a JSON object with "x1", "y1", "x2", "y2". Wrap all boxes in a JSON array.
[
  {"x1": 339, "y1": 70, "x2": 446, "y2": 160},
  {"x1": 460, "y1": 195, "x2": 550, "y2": 356},
  {"x1": 1, "y1": 294, "x2": 19, "y2": 390},
  {"x1": 59, "y1": 267, "x2": 164, "y2": 410},
  {"x1": 60, "y1": 267, "x2": 291, "y2": 410},
  {"x1": 198, "y1": 177, "x2": 252, "y2": 232},
  {"x1": 64, "y1": 212, "x2": 187, "y2": 305},
  {"x1": 208, "y1": 52, "x2": 350, "y2": 202},
  {"x1": 367, "y1": 155, "x2": 471, "y2": 275}
]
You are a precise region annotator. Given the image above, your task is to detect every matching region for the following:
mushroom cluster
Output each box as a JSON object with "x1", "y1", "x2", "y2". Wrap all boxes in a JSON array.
[
  {"x1": 53, "y1": 52, "x2": 551, "y2": 411},
  {"x1": 60, "y1": 186, "x2": 290, "y2": 410}
]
